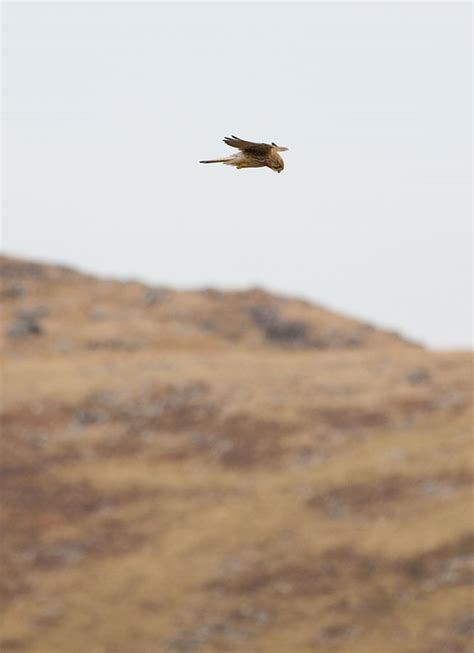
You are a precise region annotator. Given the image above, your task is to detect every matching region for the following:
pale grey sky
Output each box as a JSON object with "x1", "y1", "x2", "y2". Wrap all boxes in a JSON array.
[{"x1": 2, "y1": 2, "x2": 472, "y2": 348}]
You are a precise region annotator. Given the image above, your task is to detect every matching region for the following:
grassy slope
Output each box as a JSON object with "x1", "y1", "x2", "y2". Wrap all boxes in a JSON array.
[{"x1": 1, "y1": 256, "x2": 472, "y2": 653}]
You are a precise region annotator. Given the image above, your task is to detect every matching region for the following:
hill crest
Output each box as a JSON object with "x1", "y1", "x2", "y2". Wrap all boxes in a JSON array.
[{"x1": 1, "y1": 254, "x2": 415, "y2": 353}]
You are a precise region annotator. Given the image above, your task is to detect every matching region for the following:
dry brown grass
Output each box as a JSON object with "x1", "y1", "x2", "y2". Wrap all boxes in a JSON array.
[{"x1": 1, "y1": 255, "x2": 473, "y2": 653}]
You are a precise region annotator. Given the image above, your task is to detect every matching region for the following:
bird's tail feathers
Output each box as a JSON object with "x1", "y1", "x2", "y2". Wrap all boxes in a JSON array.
[{"x1": 200, "y1": 158, "x2": 232, "y2": 164}]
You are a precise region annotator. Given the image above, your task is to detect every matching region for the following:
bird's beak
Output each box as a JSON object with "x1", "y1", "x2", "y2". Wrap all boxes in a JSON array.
[{"x1": 277, "y1": 146, "x2": 288, "y2": 152}]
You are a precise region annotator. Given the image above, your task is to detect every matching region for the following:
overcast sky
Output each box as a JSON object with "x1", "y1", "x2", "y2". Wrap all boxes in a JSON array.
[{"x1": 2, "y1": 2, "x2": 472, "y2": 348}]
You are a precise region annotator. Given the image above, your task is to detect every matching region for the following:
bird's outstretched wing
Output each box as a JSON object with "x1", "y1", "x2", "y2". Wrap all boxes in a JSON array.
[{"x1": 223, "y1": 136, "x2": 273, "y2": 155}]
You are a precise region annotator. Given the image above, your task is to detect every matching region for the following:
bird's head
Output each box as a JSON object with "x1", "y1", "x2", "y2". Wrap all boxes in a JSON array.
[{"x1": 271, "y1": 158, "x2": 285, "y2": 174}]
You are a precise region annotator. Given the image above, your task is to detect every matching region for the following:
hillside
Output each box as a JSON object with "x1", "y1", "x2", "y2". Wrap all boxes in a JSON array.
[{"x1": 1, "y1": 255, "x2": 472, "y2": 653}]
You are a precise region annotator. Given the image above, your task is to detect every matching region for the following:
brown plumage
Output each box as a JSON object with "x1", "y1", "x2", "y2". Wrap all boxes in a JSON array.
[{"x1": 200, "y1": 135, "x2": 288, "y2": 173}]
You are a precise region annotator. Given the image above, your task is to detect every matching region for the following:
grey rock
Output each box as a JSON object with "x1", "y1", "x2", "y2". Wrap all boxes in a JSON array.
[
  {"x1": 248, "y1": 305, "x2": 310, "y2": 346},
  {"x1": 73, "y1": 409, "x2": 107, "y2": 427},
  {"x1": 6, "y1": 306, "x2": 49, "y2": 338},
  {"x1": 143, "y1": 287, "x2": 169, "y2": 306},
  {"x1": 407, "y1": 367, "x2": 431, "y2": 384},
  {"x1": 7, "y1": 315, "x2": 43, "y2": 338}
]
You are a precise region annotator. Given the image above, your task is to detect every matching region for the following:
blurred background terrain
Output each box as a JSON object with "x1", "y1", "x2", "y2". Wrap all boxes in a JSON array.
[
  {"x1": 1, "y1": 254, "x2": 472, "y2": 653},
  {"x1": 3, "y1": 3, "x2": 472, "y2": 651}
]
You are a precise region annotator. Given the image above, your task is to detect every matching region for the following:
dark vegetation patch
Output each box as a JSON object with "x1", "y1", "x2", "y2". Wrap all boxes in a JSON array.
[
  {"x1": 310, "y1": 389, "x2": 466, "y2": 436},
  {"x1": 2, "y1": 475, "x2": 113, "y2": 520},
  {"x1": 16, "y1": 518, "x2": 146, "y2": 570},
  {"x1": 0, "y1": 554, "x2": 32, "y2": 608},
  {"x1": 0, "y1": 282, "x2": 25, "y2": 300},
  {"x1": 1, "y1": 430, "x2": 158, "y2": 606},
  {"x1": 307, "y1": 472, "x2": 473, "y2": 520},
  {"x1": 2, "y1": 408, "x2": 71, "y2": 442},
  {"x1": 75, "y1": 383, "x2": 294, "y2": 466},
  {"x1": 209, "y1": 535, "x2": 474, "y2": 598},
  {"x1": 311, "y1": 621, "x2": 362, "y2": 648},
  {"x1": 2, "y1": 383, "x2": 296, "y2": 468},
  {"x1": 85, "y1": 338, "x2": 142, "y2": 351},
  {"x1": 1, "y1": 413, "x2": 80, "y2": 471},
  {"x1": 164, "y1": 605, "x2": 273, "y2": 652},
  {"x1": 315, "y1": 406, "x2": 389, "y2": 430},
  {"x1": 0, "y1": 256, "x2": 78, "y2": 281},
  {"x1": 96, "y1": 410, "x2": 293, "y2": 468},
  {"x1": 414, "y1": 609, "x2": 474, "y2": 653},
  {"x1": 0, "y1": 258, "x2": 47, "y2": 280},
  {"x1": 207, "y1": 546, "x2": 386, "y2": 597},
  {"x1": 164, "y1": 620, "x2": 252, "y2": 652},
  {"x1": 0, "y1": 637, "x2": 30, "y2": 653},
  {"x1": 86, "y1": 382, "x2": 216, "y2": 432},
  {"x1": 2, "y1": 462, "x2": 161, "y2": 531},
  {"x1": 209, "y1": 414, "x2": 293, "y2": 467},
  {"x1": 203, "y1": 533, "x2": 474, "y2": 644},
  {"x1": 398, "y1": 532, "x2": 474, "y2": 585}
]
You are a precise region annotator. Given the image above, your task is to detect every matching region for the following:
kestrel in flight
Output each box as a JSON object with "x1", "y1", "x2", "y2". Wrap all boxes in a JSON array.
[{"x1": 200, "y1": 136, "x2": 288, "y2": 173}]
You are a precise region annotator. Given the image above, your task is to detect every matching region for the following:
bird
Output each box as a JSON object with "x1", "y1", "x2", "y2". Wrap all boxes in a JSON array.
[{"x1": 200, "y1": 136, "x2": 288, "y2": 173}]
